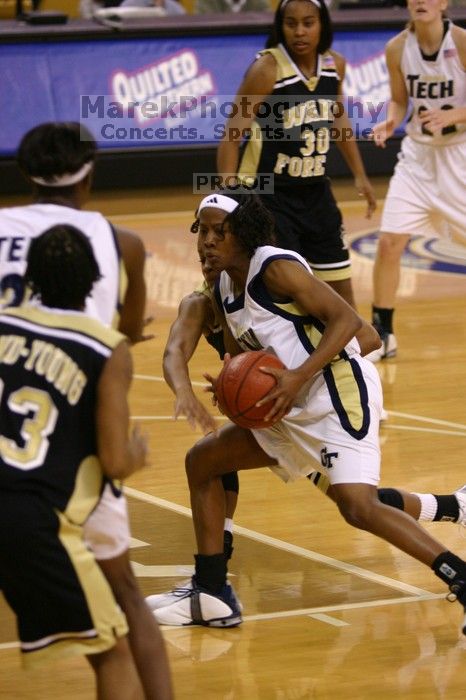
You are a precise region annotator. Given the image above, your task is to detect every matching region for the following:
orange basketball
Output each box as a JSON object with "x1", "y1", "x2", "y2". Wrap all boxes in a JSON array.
[{"x1": 216, "y1": 351, "x2": 286, "y2": 429}]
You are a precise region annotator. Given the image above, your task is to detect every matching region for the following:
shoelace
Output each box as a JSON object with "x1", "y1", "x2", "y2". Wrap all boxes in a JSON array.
[{"x1": 171, "y1": 585, "x2": 194, "y2": 598}]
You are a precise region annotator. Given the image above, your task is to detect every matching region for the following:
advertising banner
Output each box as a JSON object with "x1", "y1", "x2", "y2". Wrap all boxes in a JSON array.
[{"x1": 0, "y1": 29, "x2": 396, "y2": 156}]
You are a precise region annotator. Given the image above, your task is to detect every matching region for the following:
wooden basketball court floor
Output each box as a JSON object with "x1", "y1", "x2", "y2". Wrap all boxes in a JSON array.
[{"x1": 1, "y1": 180, "x2": 466, "y2": 699}]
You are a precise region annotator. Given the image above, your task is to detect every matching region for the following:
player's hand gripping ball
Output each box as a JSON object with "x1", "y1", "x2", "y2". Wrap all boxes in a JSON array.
[{"x1": 215, "y1": 351, "x2": 285, "y2": 429}]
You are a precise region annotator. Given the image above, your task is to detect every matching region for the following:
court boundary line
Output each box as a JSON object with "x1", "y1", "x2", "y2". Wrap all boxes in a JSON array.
[
  {"x1": 133, "y1": 373, "x2": 466, "y2": 432},
  {"x1": 382, "y1": 425, "x2": 466, "y2": 438},
  {"x1": 388, "y1": 411, "x2": 466, "y2": 430},
  {"x1": 0, "y1": 591, "x2": 445, "y2": 649},
  {"x1": 130, "y1": 415, "x2": 466, "y2": 437},
  {"x1": 222, "y1": 592, "x2": 445, "y2": 625},
  {"x1": 133, "y1": 374, "x2": 466, "y2": 430},
  {"x1": 125, "y1": 486, "x2": 433, "y2": 597}
]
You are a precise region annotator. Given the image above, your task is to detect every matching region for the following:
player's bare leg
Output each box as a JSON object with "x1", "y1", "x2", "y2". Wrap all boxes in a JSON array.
[
  {"x1": 152, "y1": 425, "x2": 274, "y2": 628},
  {"x1": 98, "y1": 553, "x2": 173, "y2": 700},
  {"x1": 332, "y1": 481, "x2": 466, "y2": 632},
  {"x1": 187, "y1": 425, "x2": 273, "y2": 555},
  {"x1": 327, "y1": 278, "x2": 356, "y2": 309},
  {"x1": 373, "y1": 232, "x2": 410, "y2": 308},
  {"x1": 322, "y1": 481, "x2": 423, "y2": 520},
  {"x1": 87, "y1": 637, "x2": 143, "y2": 700}
]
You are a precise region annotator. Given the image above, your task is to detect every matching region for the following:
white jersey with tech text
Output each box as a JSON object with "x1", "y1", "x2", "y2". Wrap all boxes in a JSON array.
[
  {"x1": 0, "y1": 203, "x2": 124, "y2": 327},
  {"x1": 402, "y1": 22, "x2": 466, "y2": 145}
]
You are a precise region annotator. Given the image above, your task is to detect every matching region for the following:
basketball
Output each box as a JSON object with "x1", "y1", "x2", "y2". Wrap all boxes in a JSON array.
[{"x1": 215, "y1": 350, "x2": 286, "y2": 429}]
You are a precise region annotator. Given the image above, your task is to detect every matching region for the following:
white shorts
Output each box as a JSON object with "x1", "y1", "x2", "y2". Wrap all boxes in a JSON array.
[
  {"x1": 253, "y1": 356, "x2": 382, "y2": 486},
  {"x1": 83, "y1": 483, "x2": 131, "y2": 560},
  {"x1": 381, "y1": 136, "x2": 466, "y2": 239}
]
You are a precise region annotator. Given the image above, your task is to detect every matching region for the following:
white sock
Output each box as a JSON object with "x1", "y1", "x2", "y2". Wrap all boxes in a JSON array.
[
  {"x1": 413, "y1": 493, "x2": 438, "y2": 521},
  {"x1": 224, "y1": 518, "x2": 234, "y2": 533}
]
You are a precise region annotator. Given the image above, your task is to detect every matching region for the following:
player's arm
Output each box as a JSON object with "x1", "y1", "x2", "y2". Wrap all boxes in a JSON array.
[
  {"x1": 114, "y1": 226, "x2": 150, "y2": 344},
  {"x1": 420, "y1": 104, "x2": 466, "y2": 132},
  {"x1": 163, "y1": 293, "x2": 218, "y2": 433},
  {"x1": 355, "y1": 318, "x2": 382, "y2": 356},
  {"x1": 96, "y1": 340, "x2": 148, "y2": 480},
  {"x1": 372, "y1": 33, "x2": 408, "y2": 146},
  {"x1": 452, "y1": 24, "x2": 466, "y2": 70},
  {"x1": 419, "y1": 27, "x2": 466, "y2": 133},
  {"x1": 221, "y1": 319, "x2": 243, "y2": 357},
  {"x1": 217, "y1": 54, "x2": 277, "y2": 179},
  {"x1": 258, "y1": 260, "x2": 362, "y2": 421},
  {"x1": 330, "y1": 51, "x2": 376, "y2": 218}
]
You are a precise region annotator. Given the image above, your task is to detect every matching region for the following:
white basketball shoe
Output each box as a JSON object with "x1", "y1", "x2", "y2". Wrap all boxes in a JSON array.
[
  {"x1": 152, "y1": 581, "x2": 243, "y2": 628},
  {"x1": 454, "y1": 485, "x2": 466, "y2": 532},
  {"x1": 365, "y1": 333, "x2": 397, "y2": 363}
]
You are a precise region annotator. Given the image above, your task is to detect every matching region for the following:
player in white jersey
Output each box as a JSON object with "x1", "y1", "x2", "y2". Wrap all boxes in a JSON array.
[
  {"x1": 367, "y1": 1, "x2": 466, "y2": 360},
  {"x1": 0, "y1": 205, "x2": 121, "y2": 325},
  {"x1": 0, "y1": 122, "x2": 172, "y2": 699},
  {"x1": 152, "y1": 193, "x2": 466, "y2": 635}
]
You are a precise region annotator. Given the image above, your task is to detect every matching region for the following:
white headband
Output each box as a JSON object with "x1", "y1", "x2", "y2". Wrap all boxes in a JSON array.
[
  {"x1": 198, "y1": 194, "x2": 239, "y2": 215},
  {"x1": 30, "y1": 161, "x2": 94, "y2": 188},
  {"x1": 281, "y1": 0, "x2": 320, "y2": 8}
]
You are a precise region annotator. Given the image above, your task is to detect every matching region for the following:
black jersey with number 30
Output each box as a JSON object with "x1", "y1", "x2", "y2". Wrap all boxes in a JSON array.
[{"x1": 238, "y1": 44, "x2": 340, "y2": 187}]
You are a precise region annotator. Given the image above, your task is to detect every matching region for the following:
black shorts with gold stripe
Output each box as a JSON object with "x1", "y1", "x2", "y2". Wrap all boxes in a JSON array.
[
  {"x1": 0, "y1": 491, "x2": 127, "y2": 668},
  {"x1": 259, "y1": 179, "x2": 351, "y2": 282}
]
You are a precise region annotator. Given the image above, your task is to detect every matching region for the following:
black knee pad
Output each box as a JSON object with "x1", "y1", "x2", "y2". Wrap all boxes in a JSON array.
[
  {"x1": 378, "y1": 487, "x2": 404, "y2": 510},
  {"x1": 221, "y1": 471, "x2": 239, "y2": 494}
]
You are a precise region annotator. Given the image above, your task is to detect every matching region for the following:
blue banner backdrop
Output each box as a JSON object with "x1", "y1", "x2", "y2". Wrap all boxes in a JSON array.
[{"x1": 0, "y1": 30, "x2": 396, "y2": 156}]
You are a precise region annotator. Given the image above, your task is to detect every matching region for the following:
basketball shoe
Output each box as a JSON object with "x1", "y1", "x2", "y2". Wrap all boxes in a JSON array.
[
  {"x1": 147, "y1": 577, "x2": 243, "y2": 613},
  {"x1": 146, "y1": 579, "x2": 194, "y2": 611},
  {"x1": 365, "y1": 332, "x2": 397, "y2": 363},
  {"x1": 153, "y1": 580, "x2": 243, "y2": 627},
  {"x1": 454, "y1": 485, "x2": 466, "y2": 533}
]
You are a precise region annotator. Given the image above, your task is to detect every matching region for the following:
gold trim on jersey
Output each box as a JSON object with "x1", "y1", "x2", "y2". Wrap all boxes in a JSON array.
[
  {"x1": 238, "y1": 124, "x2": 263, "y2": 182},
  {"x1": 194, "y1": 279, "x2": 208, "y2": 295},
  {"x1": 260, "y1": 47, "x2": 339, "y2": 93},
  {"x1": 273, "y1": 301, "x2": 329, "y2": 357},
  {"x1": 326, "y1": 358, "x2": 366, "y2": 432},
  {"x1": 111, "y1": 257, "x2": 128, "y2": 331},
  {"x1": 263, "y1": 47, "x2": 296, "y2": 81},
  {"x1": 2, "y1": 306, "x2": 124, "y2": 352},
  {"x1": 65, "y1": 455, "x2": 103, "y2": 525},
  {"x1": 311, "y1": 266, "x2": 352, "y2": 282},
  {"x1": 272, "y1": 300, "x2": 360, "y2": 369},
  {"x1": 192, "y1": 281, "x2": 224, "y2": 335}
]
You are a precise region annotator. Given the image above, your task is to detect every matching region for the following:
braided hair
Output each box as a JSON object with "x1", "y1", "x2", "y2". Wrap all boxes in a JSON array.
[
  {"x1": 25, "y1": 225, "x2": 101, "y2": 310},
  {"x1": 191, "y1": 192, "x2": 276, "y2": 258}
]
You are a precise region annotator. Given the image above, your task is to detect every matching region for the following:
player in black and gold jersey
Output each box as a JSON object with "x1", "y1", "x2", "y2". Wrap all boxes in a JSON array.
[
  {"x1": 217, "y1": 0, "x2": 376, "y2": 308},
  {"x1": 0, "y1": 123, "x2": 172, "y2": 700},
  {"x1": 0, "y1": 225, "x2": 172, "y2": 698}
]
